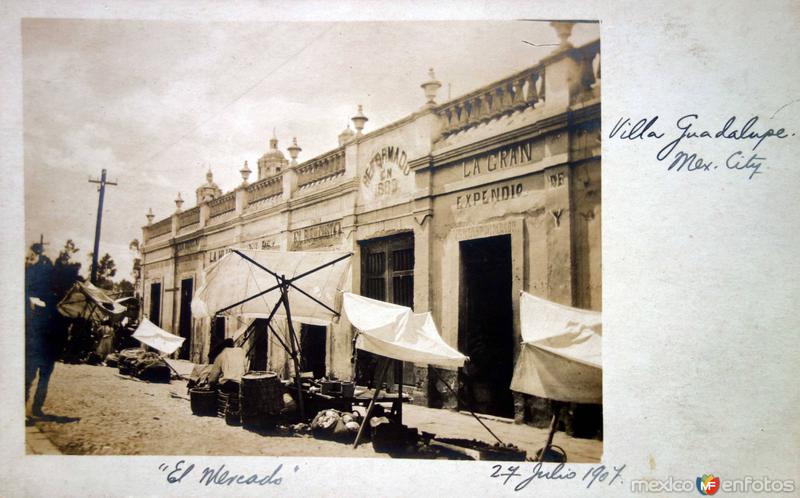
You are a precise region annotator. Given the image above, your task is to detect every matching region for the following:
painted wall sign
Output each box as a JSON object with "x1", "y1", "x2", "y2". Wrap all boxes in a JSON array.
[
  {"x1": 456, "y1": 182, "x2": 524, "y2": 209},
  {"x1": 176, "y1": 239, "x2": 200, "y2": 253},
  {"x1": 206, "y1": 247, "x2": 232, "y2": 265},
  {"x1": 292, "y1": 220, "x2": 342, "y2": 249},
  {"x1": 244, "y1": 237, "x2": 278, "y2": 250},
  {"x1": 362, "y1": 145, "x2": 409, "y2": 197},
  {"x1": 458, "y1": 139, "x2": 539, "y2": 179}
]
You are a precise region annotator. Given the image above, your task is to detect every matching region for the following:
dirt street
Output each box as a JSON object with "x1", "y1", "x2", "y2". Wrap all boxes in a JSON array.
[{"x1": 28, "y1": 362, "x2": 602, "y2": 461}]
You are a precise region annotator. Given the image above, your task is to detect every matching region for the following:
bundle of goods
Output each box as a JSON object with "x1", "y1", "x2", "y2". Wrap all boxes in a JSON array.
[
  {"x1": 310, "y1": 409, "x2": 362, "y2": 442},
  {"x1": 190, "y1": 388, "x2": 218, "y2": 417},
  {"x1": 116, "y1": 348, "x2": 171, "y2": 383},
  {"x1": 105, "y1": 352, "x2": 120, "y2": 367},
  {"x1": 240, "y1": 371, "x2": 284, "y2": 429},
  {"x1": 369, "y1": 417, "x2": 419, "y2": 453},
  {"x1": 118, "y1": 348, "x2": 145, "y2": 376},
  {"x1": 186, "y1": 364, "x2": 213, "y2": 390},
  {"x1": 135, "y1": 352, "x2": 171, "y2": 383}
]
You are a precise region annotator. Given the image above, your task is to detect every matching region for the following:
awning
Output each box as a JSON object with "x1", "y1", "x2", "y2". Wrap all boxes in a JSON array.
[
  {"x1": 343, "y1": 292, "x2": 468, "y2": 368},
  {"x1": 510, "y1": 292, "x2": 602, "y2": 404},
  {"x1": 132, "y1": 318, "x2": 186, "y2": 355},
  {"x1": 191, "y1": 249, "x2": 352, "y2": 326},
  {"x1": 57, "y1": 281, "x2": 126, "y2": 321}
]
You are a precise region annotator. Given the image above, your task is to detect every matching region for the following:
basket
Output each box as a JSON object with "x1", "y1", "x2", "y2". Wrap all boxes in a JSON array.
[
  {"x1": 321, "y1": 380, "x2": 355, "y2": 398},
  {"x1": 217, "y1": 391, "x2": 241, "y2": 426},
  {"x1": 190, "y1": 389, "x2": 218, "y2": 417}
]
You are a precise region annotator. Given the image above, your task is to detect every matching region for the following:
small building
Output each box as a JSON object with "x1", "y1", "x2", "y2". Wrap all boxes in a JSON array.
[{"x1": 140, "y1": 23, "x2": 600, "y2": 428}]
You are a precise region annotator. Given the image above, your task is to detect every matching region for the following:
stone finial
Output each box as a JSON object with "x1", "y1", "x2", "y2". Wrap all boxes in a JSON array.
[
  {"x1": 351, "y1": 105, "x2": 368, "y2": 136},
  {"x1": 206, "y1": 168, "x2": 214, "y2": 183},
  {"x1": 175, "y1": 192, "x2": 184, "y2": 212},
  {"x1": 550, "y1": 21, "x2": 575, "y2": 51},
  {"x1": 420, "y1": 67, "x2": 442, "y2": 105},
  {"x1": 240, "y1": 160, "x2": 251, "y2": 184},
  {"x1": 287, "y1": 137, "x2": 302, "y2": 165},
  {"x1": 146, "y1": 208, "x2": 154, "y2": 225}
]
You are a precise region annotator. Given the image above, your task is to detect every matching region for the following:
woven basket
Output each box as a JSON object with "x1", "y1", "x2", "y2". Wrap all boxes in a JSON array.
[{"x1": 190, "y1": 389, "x2": 217, "y2": 417}]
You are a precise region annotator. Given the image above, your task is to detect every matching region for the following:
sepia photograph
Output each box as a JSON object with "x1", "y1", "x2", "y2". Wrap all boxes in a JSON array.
[{"x1": 23, "y1": 18, "x2": 602, "y2": 462}]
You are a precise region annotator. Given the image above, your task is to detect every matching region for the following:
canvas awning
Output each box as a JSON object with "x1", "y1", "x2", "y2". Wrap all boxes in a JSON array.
[
  {"x1": 191, "y1": 249, "x2": 352, "y2": 326},
  {"x1": 343, "y1": 292, "x2": 468, "y2": 368},
  {"x1": 132, "y1": 318, "x2": 185, "y2": 355},
  {"x1": 510, "y1": 292, "x2": 602, "y2": 404},
  {"x1": 57, "y1": 281, "x2": 126, "y2": 321}
]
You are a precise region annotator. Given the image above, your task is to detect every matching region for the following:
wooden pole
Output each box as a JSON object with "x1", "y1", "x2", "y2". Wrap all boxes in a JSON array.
[
  {"x1": 88, "y1": 169, "x2": 117, "y2": 284},
  {"x1": 396, "y1": 361, "x2": 403, "y2": 424},
  {"x1": 353, "y1": 358, "x2": 391, "y2": 449},
  {"x1": 280, "y1": 278, "x2": 305, "y2": 422},
  {"x1": 539, "y1": 401, "x2": 561, "y2": 461}
]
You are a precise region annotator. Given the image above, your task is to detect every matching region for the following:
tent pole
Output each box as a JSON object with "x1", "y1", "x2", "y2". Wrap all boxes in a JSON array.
[
  {"x1": 280, "y1": 278, "x2": 305, "y2": 422},
  {"x1": 396, "y1": 361, "x2": 403, "y2": 425},
  {"x1": 353, "y1": 358, "x2": 391, "y2": 449}
]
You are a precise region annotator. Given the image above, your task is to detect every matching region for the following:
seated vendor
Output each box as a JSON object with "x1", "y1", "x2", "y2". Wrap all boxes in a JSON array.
[{"x1": 207, "y1": 339, "x2": 247, "y2": 393}]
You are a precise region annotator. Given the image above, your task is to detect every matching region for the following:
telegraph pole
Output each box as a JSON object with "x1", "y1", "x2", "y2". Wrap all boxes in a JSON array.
[{"x1": 88, "y1": 169, "x2": 117, "y2": 284}]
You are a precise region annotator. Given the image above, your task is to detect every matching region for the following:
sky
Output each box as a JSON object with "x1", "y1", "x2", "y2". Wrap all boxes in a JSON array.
[{"x1": 23, "y1": 19, "x2": 599, "y2": 281}]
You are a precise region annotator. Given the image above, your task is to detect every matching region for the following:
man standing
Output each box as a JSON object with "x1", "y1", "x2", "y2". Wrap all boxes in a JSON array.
[{"x1": 25, "y1": 244, "x2": 64, "y2": 419}]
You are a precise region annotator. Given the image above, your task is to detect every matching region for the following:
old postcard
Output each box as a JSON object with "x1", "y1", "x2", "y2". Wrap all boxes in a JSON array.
[{"x1": 1, "y1": 1, "x2": 797, "y2": 497}]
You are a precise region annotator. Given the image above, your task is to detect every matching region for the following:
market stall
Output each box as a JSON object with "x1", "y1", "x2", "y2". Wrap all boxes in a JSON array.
[
  {"x1": 509, "y1": 291, "x2": 602, "y2": 461},
  {"x1": 57, "y1": 281, "x2": 126, "y2": 321},
  {"x1": 342, "y1": 292, "x2": 469, "y2": 448},
  {"x1": 191, "y1": 248, "x2": 353, "y2": 421},
  {"x1": 57, "y1": 281, "x2": 127, "y2": 363}
]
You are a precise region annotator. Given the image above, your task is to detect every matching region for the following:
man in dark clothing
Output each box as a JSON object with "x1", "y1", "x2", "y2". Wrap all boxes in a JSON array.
[{"x1": 25, "y1": 252, "x2": 65, "y2": 418}]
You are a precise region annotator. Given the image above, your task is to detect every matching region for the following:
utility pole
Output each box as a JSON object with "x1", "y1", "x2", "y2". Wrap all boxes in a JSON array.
[{"x1": 88, "y1": 169, "x2": 117, "y2": 284}]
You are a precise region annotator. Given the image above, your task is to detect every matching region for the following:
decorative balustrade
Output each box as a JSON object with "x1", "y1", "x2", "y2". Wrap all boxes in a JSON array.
[
  {"x1": 246, "y1": 175, "x2": 283, "y2": 204},
  {"x1": 296, "y1": 148, "x2": 346, "y2": 189},
  {"x1": 571, "y1": 39, "x2": 601, "y2": 104},
  {"x1": 437, "y1": 64, "x2": 545, "y2": 137},
  {"x1": 148, "y1": 217, "x2": 172, "y2": 239},
  {"x1": 178, "y1": 206, "x2": 200, "y2": 228},
  {"x1": 296, "y1": 147, "x2": 344, "y2": 188},
  {"x1": 208, "y1": 192, "x2": 236, "y2": 217}
]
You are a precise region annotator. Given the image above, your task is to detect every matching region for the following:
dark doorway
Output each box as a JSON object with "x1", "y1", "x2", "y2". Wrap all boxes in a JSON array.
[
  {"x1": 149, "y1": 282, "x2": 161, "y2": 327},
  {"x1": 209, "y1": 315, "x2": 226, "y2": 363},
  {"x1": 248, "y1": 318, "x2": 269, "y2": 372},
  {"x1": 458, "y1": 235, "x2": 514, "y2": 418},
  {"x1": 356, "y1": 234, "x2": 415, "y2": 387},
  {"x1": 300, "y1": 324, "x2": 327, "y2": 378},
  {"x1": 177, "y1": 278, "x2": 193, "y2": 360}
]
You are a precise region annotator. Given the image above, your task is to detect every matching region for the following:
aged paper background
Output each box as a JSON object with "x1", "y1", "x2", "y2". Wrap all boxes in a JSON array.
[{"x1": 1, "y1": 1, "x2": 798, "y2": 496}]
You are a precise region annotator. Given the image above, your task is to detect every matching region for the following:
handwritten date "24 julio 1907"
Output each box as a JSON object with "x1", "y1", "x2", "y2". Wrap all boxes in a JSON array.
[{"x1": 609, "y1": 114, "x2": 792, "y2": 179}]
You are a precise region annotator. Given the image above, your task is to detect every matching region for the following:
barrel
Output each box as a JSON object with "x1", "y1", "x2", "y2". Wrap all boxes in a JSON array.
[{"x1": 240, "y1": 371, "x2": 284, "y2": 427}]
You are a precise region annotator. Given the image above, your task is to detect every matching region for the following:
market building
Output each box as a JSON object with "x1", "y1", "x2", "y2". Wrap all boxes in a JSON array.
[{"x1": 140, "y1": 23, "x2": 601, "y2": 428}]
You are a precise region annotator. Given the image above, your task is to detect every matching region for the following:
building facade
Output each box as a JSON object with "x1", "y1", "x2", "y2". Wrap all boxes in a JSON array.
[{"x1": 140, "y1": 25, "x2": 600, "y2": 427}]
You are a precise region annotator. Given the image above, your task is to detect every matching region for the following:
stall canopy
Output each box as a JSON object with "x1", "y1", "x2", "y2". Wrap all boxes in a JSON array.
[
  {"x1": 57, "y1": 281, "x2": 126, "y2": 321},
  {"x1": 343, "y1": 292, "x2": 468, "y2": 368},
  {"x1": 132, "y1": 318, "x2": 186, "y2": 355},
  {"x1": 191, "y1": 249, "x2": 352, "y2": 325},
  {"x1": 510, "y1": 292, "x2": 602, "y2": 404}
]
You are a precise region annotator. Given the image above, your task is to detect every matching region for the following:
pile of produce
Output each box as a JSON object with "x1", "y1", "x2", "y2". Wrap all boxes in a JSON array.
[{"x1": 309, "y1": 409, "x2": 363, "y2": 441}]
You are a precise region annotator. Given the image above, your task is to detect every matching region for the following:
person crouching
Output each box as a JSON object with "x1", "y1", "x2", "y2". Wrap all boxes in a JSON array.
[{"x1": 207, "y1": 338, "x2": 246, "y2": 394}]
